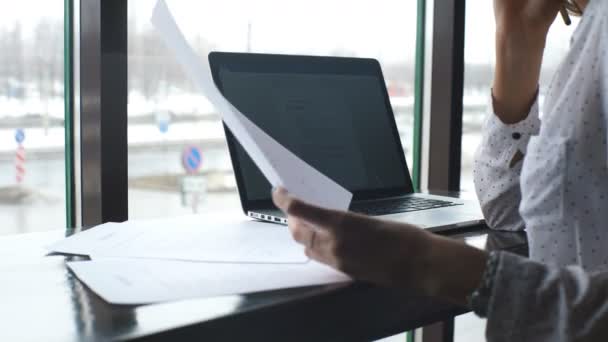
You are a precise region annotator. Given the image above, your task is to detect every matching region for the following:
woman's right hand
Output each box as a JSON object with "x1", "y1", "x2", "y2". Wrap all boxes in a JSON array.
[
  {"x1": 272, "y1": 188, "x2": 489, "y2": 306},
  {"x1": 494, "y1": 0, "x2": 562, "y2": 40},
  {"x1": 492, "y1": 0, "x2": 563, "y2": 124}
]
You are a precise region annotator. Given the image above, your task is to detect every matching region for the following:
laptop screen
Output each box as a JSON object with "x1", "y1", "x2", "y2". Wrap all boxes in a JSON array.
[{"x1": 212, "y1": 53, "x2": 412, "y2": 204}]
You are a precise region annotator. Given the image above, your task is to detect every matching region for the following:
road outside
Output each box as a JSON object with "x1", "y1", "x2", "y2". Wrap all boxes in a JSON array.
[{"x1": 0, "y1": 102, "x2": 474, "y2": 236}]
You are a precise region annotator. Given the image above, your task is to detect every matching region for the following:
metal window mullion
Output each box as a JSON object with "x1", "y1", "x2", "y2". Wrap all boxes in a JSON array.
[
  {"x1": 64, "y1": 0, "x2": 76, "y2": 229},
  {"x1": 420, "y1": 0, "x2": 465, "y2": 192},
  {"x1": 73, "y1": 0, "x2": 82, "y2": 228},
  {"x1": 79, "y1": 0, "x2": 128, "y2": 228},
  {"x1": 412, "y1": 0, "x2": 427, "y2": 192}
]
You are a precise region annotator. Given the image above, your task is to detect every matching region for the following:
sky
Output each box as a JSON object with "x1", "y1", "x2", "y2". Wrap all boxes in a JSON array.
[
  {"x1": 0, "y1": 1, "x2": 63, "y2": 30},
  {"x1": 130, "y1": 0, "x2": 417, "y2": 64},
  {"x1": 0, "y1": 0, "x2": 579, "y2": 67}
]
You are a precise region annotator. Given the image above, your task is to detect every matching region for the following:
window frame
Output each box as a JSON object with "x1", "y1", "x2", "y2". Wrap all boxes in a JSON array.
[
  {"x1": 64, "y1": 0, "x2": 76, "y2": 228},
  {"x1": 419, "y1": 0, "x2": 465, "y2": 193},
  {"x1": 76, "y1": 0, "x2": 128, "y2": 227}
]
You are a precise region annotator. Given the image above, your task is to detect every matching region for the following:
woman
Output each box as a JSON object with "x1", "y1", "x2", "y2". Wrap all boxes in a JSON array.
[
  {"x1": 474, "y1": 0, "x2": 606, "y2": 269},
  {"x1": 273, "y1": 0, "x2": 608, "y2": 340}
]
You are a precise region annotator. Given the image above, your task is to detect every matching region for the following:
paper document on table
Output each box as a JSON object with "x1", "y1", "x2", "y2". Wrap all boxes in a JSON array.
[
  {"x1": 68, "y1": 258, "x2": 351, "y2": 305},
  {"x1": 151, "y1": 0, "x2": 352, "y2": 211},
  {"x1": 47, "y1": 215, "x2": 307, "y2": 263}
]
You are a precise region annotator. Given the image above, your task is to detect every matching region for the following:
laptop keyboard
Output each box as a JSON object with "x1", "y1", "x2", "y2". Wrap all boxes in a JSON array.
[{"x1": 350, "y1": 197, "x2": 460, "y2": 216}]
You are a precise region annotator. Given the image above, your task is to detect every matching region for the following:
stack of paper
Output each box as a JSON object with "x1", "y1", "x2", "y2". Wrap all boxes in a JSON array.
[
  {"x1": 50, "y1": 215, "x2": 350, "y2": 305},
  {"x1": 50, "y1": 216, "x2": 308, "y2": 264},
  {"x1": 68, "y1": 258, "x2": 347, "y2": 305},
  {"x1": 54, "y1": 0, "x2": 355, "y2": 305}
]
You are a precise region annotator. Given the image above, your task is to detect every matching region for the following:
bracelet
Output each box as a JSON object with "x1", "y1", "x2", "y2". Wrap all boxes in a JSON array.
[{"x1": 467, "y1": 251, "x2": 501, "y2": 318}]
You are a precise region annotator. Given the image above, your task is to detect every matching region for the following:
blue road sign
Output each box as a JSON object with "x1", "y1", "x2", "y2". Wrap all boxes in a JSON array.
[
  {"x1": 182, "y1": 146, "x2": 203, "y2": 174},
  {"x1": 15, "y1": 129, "x2": 25, "y2": 144},
  {"x1": 158, "y1": 120, "x2": 169, "y2": 134},
  {"x1": 156, "y1": 111, "x2": 171, "y2": 134}
]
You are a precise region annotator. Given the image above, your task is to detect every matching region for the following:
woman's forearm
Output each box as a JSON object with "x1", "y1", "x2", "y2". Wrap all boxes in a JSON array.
[
  {"x1": 491, "y1": 0, "x2": 563, "y2": 124},
  {"x1": 492, "y1": 30, "x2": 545, "y2": 124}
]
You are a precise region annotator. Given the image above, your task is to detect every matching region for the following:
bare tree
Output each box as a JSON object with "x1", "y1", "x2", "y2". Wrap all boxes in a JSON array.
[{"x1": 0, "y1": 24, "x2": 26, "y2": 100}]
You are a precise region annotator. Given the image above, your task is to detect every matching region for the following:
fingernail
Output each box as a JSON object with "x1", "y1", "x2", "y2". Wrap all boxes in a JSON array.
[{"x1": 271, "y1": 187, "x2": 289, "y2": 208}]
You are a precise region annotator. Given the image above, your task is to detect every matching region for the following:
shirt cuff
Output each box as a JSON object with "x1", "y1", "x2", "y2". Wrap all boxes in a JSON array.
[
  {"x1": 468, "y1": 251, "x2": 500, "y2": 317},
  {"x1": 484, "y1": 252, "x2": 547, "y2": 341},
  {"x1": 480, "y1": 94, "x2": 541, "y2": 166}
]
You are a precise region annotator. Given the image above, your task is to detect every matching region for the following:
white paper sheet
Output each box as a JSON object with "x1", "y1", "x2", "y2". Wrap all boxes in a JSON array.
[
  {"x1": 47, "y1": 215, "x2": 308, "y2": 264},
  {"x1": 0, "y1": 230, "x2": 64, "y2": 260},
  {"x1": 151, "y1": 0, "x2": 352, "y2": 211},
  {"x1": 68, "y1": 258, "x2": 350, "y2": 305}
]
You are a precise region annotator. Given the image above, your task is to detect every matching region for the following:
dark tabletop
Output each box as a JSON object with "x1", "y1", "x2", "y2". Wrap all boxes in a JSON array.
[{"x1": 0, "y1": 211, "x2": 528, "y2": 342}]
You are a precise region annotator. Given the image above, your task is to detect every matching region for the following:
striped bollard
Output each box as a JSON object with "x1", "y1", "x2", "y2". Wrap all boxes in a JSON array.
[
  {"x1": 15, "y1": 145, "x2": 26, "y2": 184},
  {"x1": 14, "y1": 129, "x2": 26, "y2": 184}
]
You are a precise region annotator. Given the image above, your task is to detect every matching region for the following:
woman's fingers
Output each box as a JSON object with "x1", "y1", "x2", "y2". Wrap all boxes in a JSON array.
[
  {"x1": 288, "y1": 217, "x2": 315, "y2": 245},
  {"x1": 289, "y1": 217, "x2": 336, "y2": 259},
  {"x1": 272, "y1": 187, "x2": 344, "y2": 229},
  {"x1": 304, "y1": 229, "x2": 341, "y2": 268},
  {"x1": 285, "y1": 208, "x2": 343, "y2": 267},
  {"x1": 271, "y1": 187, "x2": 290, "y2": 210}
]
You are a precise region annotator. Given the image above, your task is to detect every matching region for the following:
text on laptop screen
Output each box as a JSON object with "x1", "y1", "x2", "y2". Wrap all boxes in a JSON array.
[{"x1": 219, "y1": 69, "x2": 409, "y2": 201}]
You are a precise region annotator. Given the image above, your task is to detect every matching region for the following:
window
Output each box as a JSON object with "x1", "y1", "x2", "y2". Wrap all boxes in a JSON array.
[
  {"x1": 0, "y1": 1, "x2": 66, "y2": 235},
  {"x1": 127, "y1": 1, "x2": 419, "y2": 219},
  {"x1": 461, "y1": 2, "x2": 580, "y2": 191}
]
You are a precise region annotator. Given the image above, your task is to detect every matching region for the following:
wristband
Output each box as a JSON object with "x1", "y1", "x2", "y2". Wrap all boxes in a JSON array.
[{"x1": 467, "y1": 251, "x2": 501, "y2": 318}]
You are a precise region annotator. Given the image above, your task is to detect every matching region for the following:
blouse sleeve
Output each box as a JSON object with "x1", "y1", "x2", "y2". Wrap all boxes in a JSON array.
[
  {"x1": 484, "y1": 252, "x2": 608, "y2": 342},
  {"x1": 473, "y1": 96, "x2": 541, "y2": 231}
]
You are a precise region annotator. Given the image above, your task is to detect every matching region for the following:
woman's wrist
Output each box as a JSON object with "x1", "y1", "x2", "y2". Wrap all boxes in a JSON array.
[
  {"x1": 421, "y1": 235, "x2": 489, "y2": 306},
  {"x1": 493, "y1": 32, "x2": 545, "y2": 124}
]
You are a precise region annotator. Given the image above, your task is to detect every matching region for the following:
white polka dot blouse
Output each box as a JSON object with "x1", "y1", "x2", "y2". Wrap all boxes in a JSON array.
[{"x1": 473, "y1": 0, "x2": 608, "y2": 271}]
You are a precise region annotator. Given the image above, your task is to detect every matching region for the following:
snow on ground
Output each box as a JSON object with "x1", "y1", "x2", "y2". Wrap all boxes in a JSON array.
[{"x1": 0, "y1": 120, "x2": 227, "y2": 154}]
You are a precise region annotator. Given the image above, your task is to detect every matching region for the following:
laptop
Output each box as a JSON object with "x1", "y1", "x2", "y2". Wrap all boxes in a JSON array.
[{"x1": 209, "y1": 52, "x2": 485, "y2": 233}]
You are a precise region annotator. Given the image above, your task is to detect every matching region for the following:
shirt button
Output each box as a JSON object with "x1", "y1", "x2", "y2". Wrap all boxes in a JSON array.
[{"x1": 512, "y1": 132, "x2": 522, "y2": 140}]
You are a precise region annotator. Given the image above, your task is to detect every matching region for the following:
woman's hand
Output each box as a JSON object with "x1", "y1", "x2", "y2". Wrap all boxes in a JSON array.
[
  {"x1": 272, "y1": 188, "x2": 488, "y2": 306},
  {"x1": 494, "y1": 0, "x2": 562, "y2": 39},
  {"x1": 273, "y1": 188, "x2": 432, "y2": 289},
  {"x1": 492, "y1": 0, "x2": 563, "y2": 124}
]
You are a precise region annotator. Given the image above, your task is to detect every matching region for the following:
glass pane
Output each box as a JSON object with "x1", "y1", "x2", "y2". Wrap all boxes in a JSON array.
[
  {"x1": 461, "y1": 3, "x2": 580, "y2": 191},
  {"x1": 128, "y1": 1, "x2": 418, "y2": 219},
  {"x1": 0, "y1": 2, "x2": 65, "y2": 235}
]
